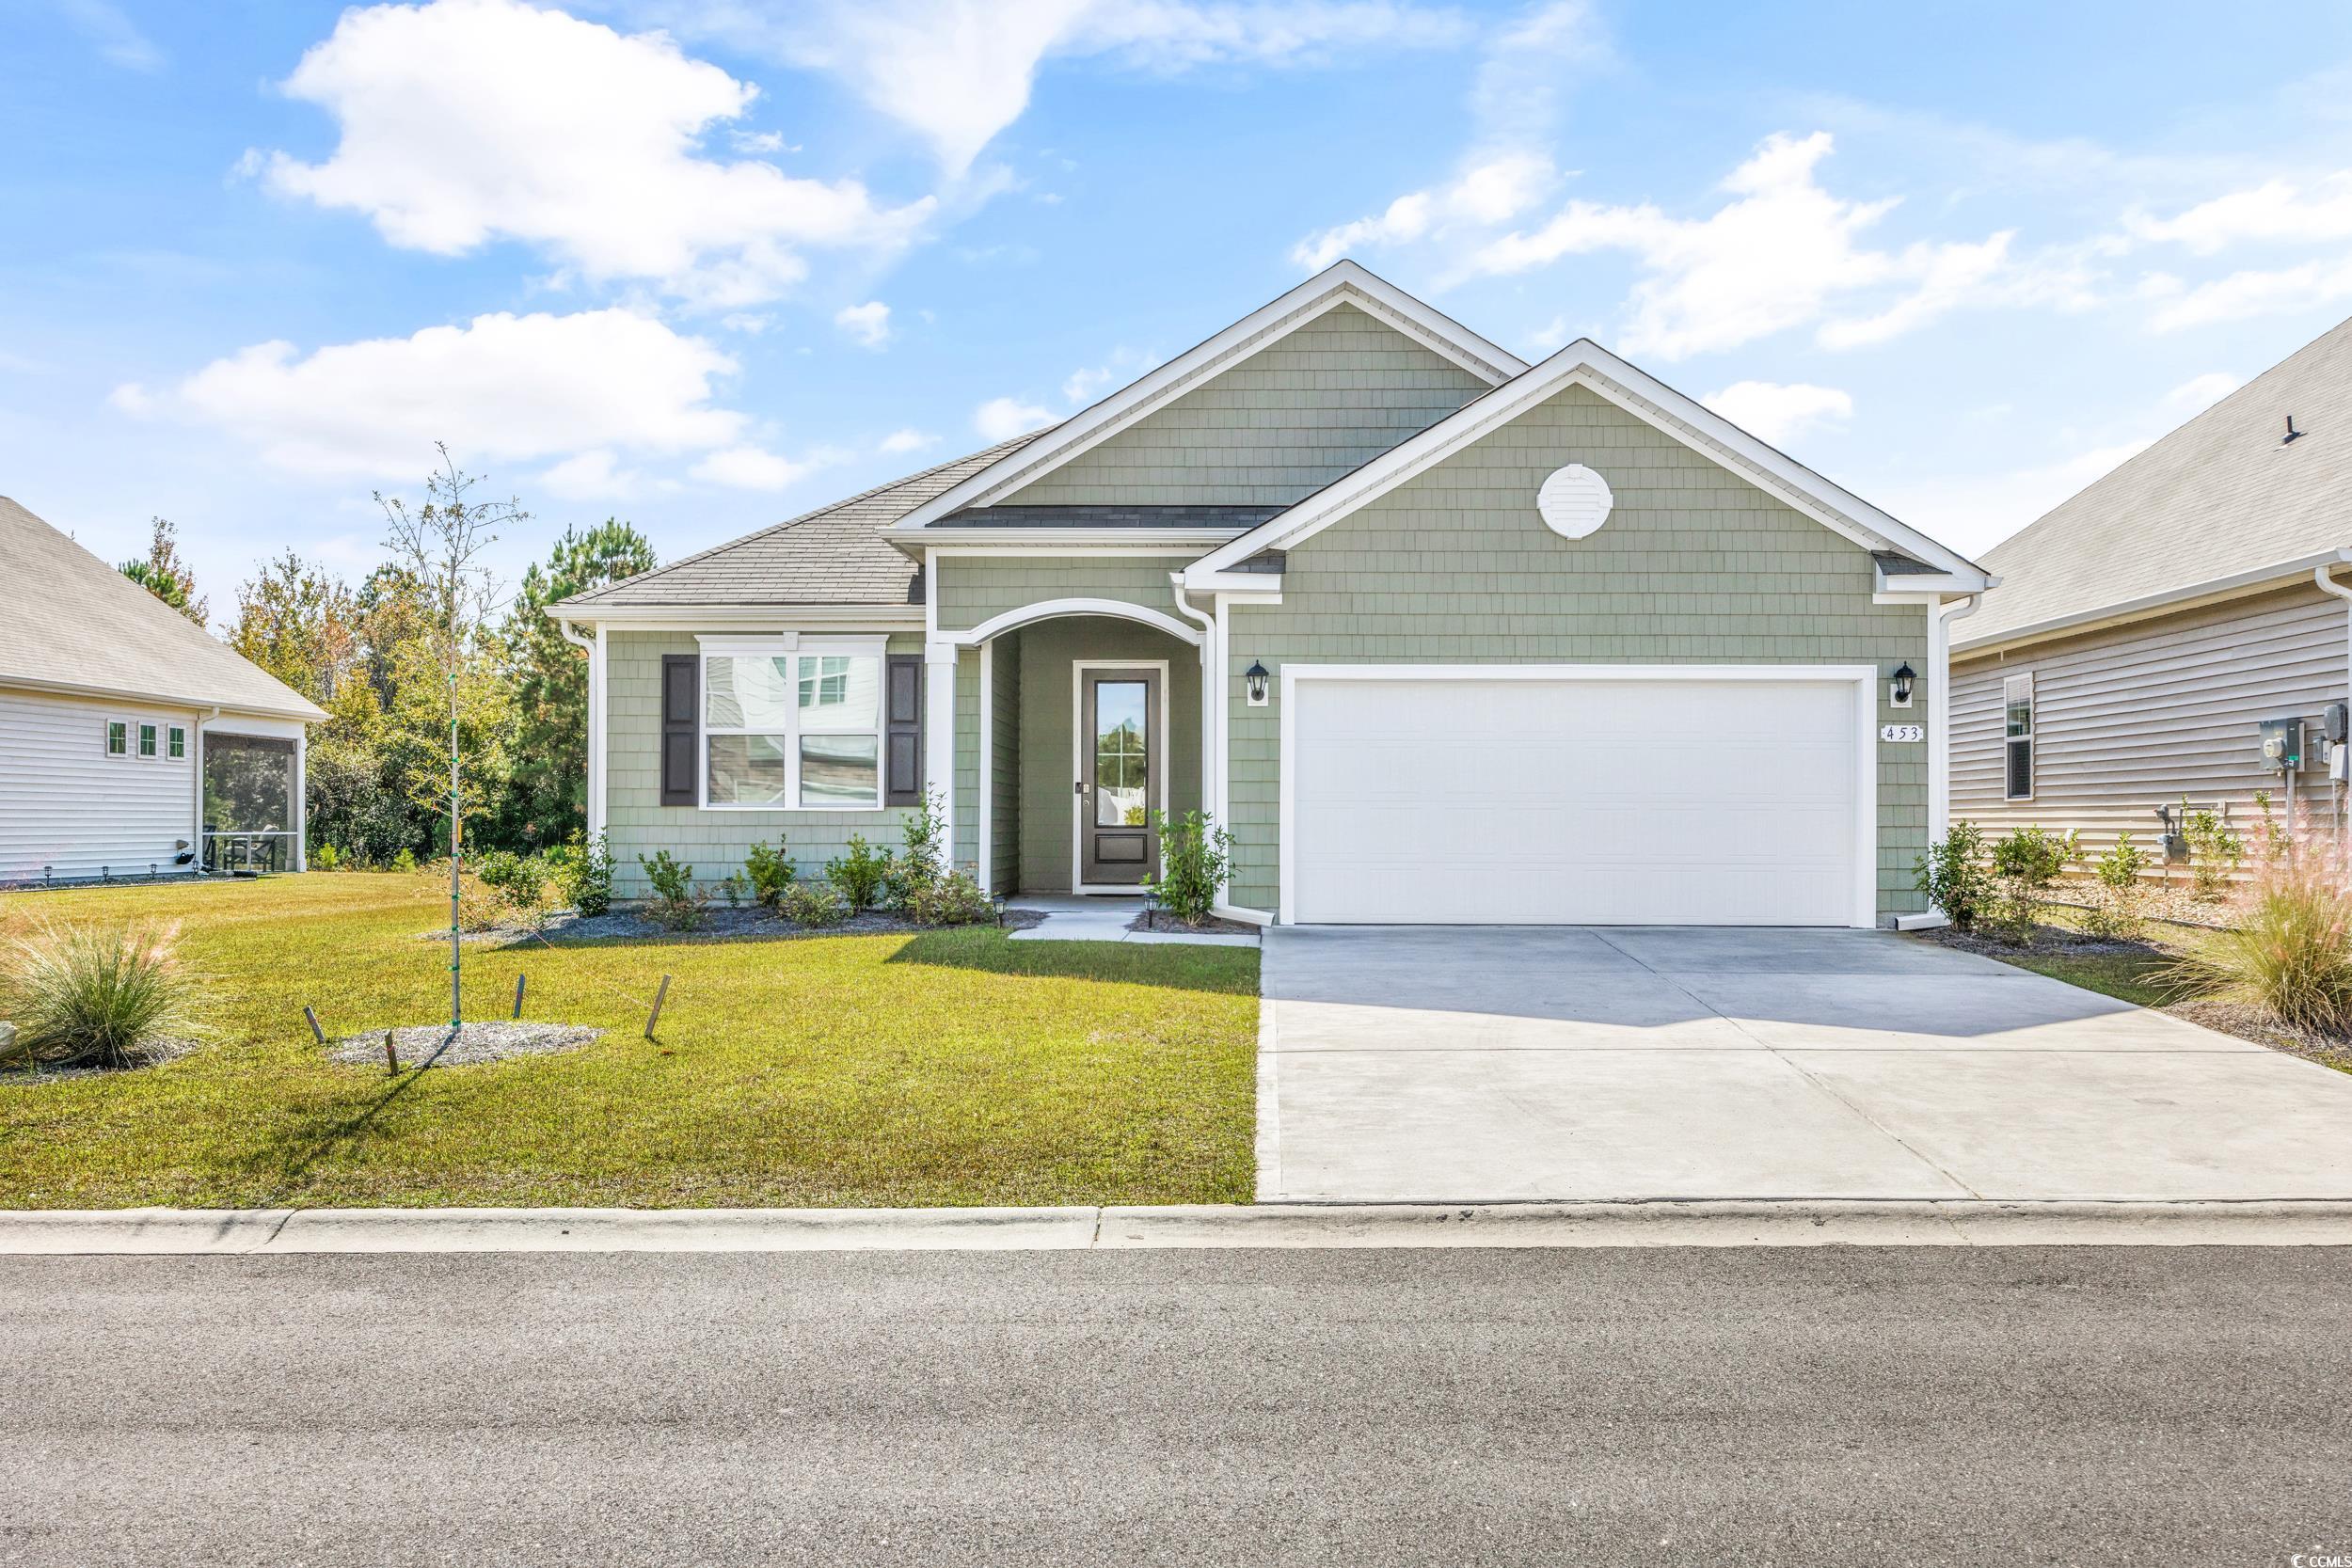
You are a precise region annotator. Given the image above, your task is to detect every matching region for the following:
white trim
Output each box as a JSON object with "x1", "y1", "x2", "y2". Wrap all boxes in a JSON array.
[
  {"x1": 887, "y1": 261, "x2": 1525, "y2": 533},
  {"x1": 1, "y1": 673, "x2": 322, "y2": 725},
  {"x1": 551, "y1": 605, "x2": 924, "y2": 631},
  {"x1": 556, "y1": 615, "x2": 607, "y2": 839},
  {"x1": 925, "y1": 639, "x2": 957, "y2": 860},
  {"x1": 942, "y1": 597, "x2": 1203, "y2": 649},
  {"x1": 1952, "y1": 548, "x2": 2352, "y2": 658},
  {"x1": 890, "y1": 533, "x2": 1245, "y2": 553},
  {"x1": 1927, "y1": 594, "x2": 1980, "y2": 838},
  {"x1": 1169, "y1": 579, "x2": 1219, "y2": 837},
  {"x1": 1275, "y1": 663, "x2": 1881, "y2": 929},
  {"x1": 695, "y1": 638, "x2": 893, "y2": 813},
  {"x1": 977, "y1": 639, "x2": 993, "y2": 895},
  {"x1": 1071, "y1": 658, "x2": 1171, "y2": 895},
  {"x1": 2001, "y1": 670, "x2": 2036, "y2": 803},
  {"x1": 1186, "y1": 347, "x2": 1988, "y2": 590}
]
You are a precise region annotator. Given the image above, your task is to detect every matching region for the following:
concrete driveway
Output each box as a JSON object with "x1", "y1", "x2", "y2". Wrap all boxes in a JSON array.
[{"x1": 1258, "y1": 926, "x2": 2352, "y2": 1202}]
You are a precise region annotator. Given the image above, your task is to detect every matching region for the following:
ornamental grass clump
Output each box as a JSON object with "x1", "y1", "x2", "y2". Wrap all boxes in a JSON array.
[
  {"x1": 0, "y1": 917, "x2": 196, "y2": 1070},
  {"x1": 2162, "y1": 843, "x2": 2352, "y2": 1035}
]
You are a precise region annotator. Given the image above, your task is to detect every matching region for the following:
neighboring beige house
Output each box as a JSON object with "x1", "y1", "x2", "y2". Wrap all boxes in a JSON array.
[
  {"x1": 0, "y1": 497, "x2": 327, "y2": 885},
  {"x1": 555, "y1": 261, "x2": 1991, "y2": 927},
  {"x1": 1951, "y1": 314, "x2": 2352, "y2": 863}
]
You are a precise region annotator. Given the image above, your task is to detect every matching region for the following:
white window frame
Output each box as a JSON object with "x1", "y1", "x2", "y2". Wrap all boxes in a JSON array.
[
  {"x1": 695, "y1": 634, "x2": 891, "y2": 812},
  {"x1": 136, "y1": 721, "x2": 159, "y2": 759},
  {"x1": 2003, "y1": 672, "x2": 2035, "y2": 802},
  {"x1": 167, "y1": 724, "x2": 186, "y2": 760},
  {"x1": 104, "y1": 719, "x2": 128, "y2": 757}
]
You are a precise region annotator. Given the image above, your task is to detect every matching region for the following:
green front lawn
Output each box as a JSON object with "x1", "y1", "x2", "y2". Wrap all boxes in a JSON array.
[{"x1": 0, "y1": 874, "x2": 1259, "y2": 1209}]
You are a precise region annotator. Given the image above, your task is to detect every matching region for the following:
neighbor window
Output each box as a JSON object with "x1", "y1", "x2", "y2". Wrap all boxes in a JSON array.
[
  {"x1": 104, "y1": 720, "x2": 128, "y2": 757},
  {"x1": 137, "y1": 721, "x2": 158, "y2": 758},
  {"x1": 2003, "y1": 673, "x2": 2034, "y2": 800},
  {"x1": 703, "y1": 641, "x2": 883, "y2": 809},
  {"x1": 167, "y1": 725, "x2": 186, "y2": 760}
]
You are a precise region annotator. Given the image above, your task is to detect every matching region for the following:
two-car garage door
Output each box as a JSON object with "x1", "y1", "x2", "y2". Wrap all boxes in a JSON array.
[{"x1": 1285, "y1": 671, "x2": 1868, "y2": 926}]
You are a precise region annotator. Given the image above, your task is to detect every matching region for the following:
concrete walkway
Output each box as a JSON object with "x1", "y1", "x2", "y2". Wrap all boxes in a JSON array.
[
  {"x1": 1007, "y1": 893, "x2": 1257, "y2": 946},
  {"x1": 1259, "y1": 925, "x2": 2352, "y2": 1203}
]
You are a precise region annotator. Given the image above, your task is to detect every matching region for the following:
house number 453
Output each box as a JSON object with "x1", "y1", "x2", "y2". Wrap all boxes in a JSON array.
[{"x1": 1880, "y1": 722, "x2": 1925, "y2": 743}]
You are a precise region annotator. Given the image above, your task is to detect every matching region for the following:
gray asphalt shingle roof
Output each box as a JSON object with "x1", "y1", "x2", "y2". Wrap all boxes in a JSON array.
[
  {"x1": 1960, "y1": 314, "x2": 2352, "y2": 647},
  {"x1": 0, "y1": 496, "x2": 326, "y2": 721},
  {"x1": 562, "y1": 436, "x2": 1047, "y2": 610}
]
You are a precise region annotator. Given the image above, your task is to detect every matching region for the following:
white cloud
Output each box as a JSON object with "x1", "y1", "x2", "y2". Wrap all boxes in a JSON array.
[
  {"x1": 691, "y1": 444, "x2": 817, "y2": 490},
  {"x1": 539, "y1": 449, "x2": 651, "y2": 499},
  {"x1": 119, "y1": 308, "x2": 745, "y2": 478},
  {"x1": 974, "y1": 395, "x2": 1056, "y2": 440},
  {"x1": 671, "y1": 0, "x2": 1468, "y2": 177},
  {"x1": 878, "y1": 428, "x2": 937, "y2": 454},
  {"x1": 1293, "y1": 151, "x2": 1553, "y2": 270},
  {"x1": 2127, "y1": 174, "x2": 2352, "y2": 255},
  {"x1": 1061, "y1": 345, "x2": 1160, "y2": 404},
  {"x1": 1700, "y1": 381, "x2": 1853, "y2": 447},
  {"x1": 2161, "y1": 372, "x2": 2241, "y2": 416},
  {"x1": 2146, "y1": 255, "x2": 2352, "y2": 331},
  {"x1": 1883, "y1": 438, "x2": 2153, "y2": 558},
  {"x1": 53, "y1": 0, "x2": 164, "y2": 71},
  {"x1": 262, "y1": 0, "x2": 933, "y2": 307},
  {"x1": 834, "y1": 300, "x2": 893, "y2": 347}
]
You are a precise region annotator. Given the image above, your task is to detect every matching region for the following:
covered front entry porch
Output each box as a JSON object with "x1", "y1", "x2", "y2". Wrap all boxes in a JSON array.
[{"x1": 944, "y1": 610, "x2": 1203, "y2": 896}]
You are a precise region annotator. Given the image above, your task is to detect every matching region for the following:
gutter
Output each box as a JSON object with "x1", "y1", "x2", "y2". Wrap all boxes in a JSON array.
[
  {"x1": 543, "y1": 603, "x2": 925, "y2": 630},
  {"x1": 0, "y1": 673, "x2": 324, "y2": 726},
  {"x1": 1955, "y1": 548, "x2": 2352, "y2": 659}
]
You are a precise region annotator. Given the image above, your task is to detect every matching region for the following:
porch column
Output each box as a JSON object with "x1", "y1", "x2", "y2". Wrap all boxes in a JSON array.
[
  {"x1": 925, "y1": 639, "x2": 958, "y2": 861},
  {"x1": 293, "y1": 729, "x2": 309, "y2": 872}
]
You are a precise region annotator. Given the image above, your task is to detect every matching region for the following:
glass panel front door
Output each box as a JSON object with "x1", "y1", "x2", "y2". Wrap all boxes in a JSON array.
[{"x1": 1080, "y1": 670, "x2": 1158, "y2": 885}]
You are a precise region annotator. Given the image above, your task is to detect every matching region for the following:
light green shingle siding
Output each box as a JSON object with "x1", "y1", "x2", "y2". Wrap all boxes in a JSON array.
[
  {"x1": 604, "y1": 630, "x2": 922, "y2": 895},
  {"x1": 1224, "y1": 383, "x2": 1929, "y2": 920},
  {"x1": 989, "y1": 633, "x2": 1023, "y2": 892},
  {"x1": 1002, "y1": 304, "x2": 1490, "y2": 508},
  {"x1": 932, "y1": 555, "x2": 1190, "y2": 633}
]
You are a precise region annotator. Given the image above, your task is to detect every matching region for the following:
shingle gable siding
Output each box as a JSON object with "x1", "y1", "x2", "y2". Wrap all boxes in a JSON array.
[
  {"x1": 1224, "y1": 383, "x2": 1930, "y2": 918},
  {"x1": 931, "y1": 556, "x2": 1191, "y2": 633},
  {"x1": 1001, "y1": 304, "x2": 1491, "y2": 509}
]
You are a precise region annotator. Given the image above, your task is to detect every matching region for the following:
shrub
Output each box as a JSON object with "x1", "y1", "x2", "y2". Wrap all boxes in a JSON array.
[
  {"x1": 1148, "y1": 809, "x2": 1232, "y2": 927},
  {"x1": 0, "y1": 918, "x2": 195, "y2": 1069},
  {"x1": 311, "y1": 844, "x2": 344, "y2": 873},
  {"x1": 1989, "y1": 825, "x2": 2080, "y2": 942},
  {"x1": 473, "y1": 849, "x2": 551, "y2": 927},
  {"x1": 636, "y1": 849, "x2": 707, "y2": 931},
  {"x1": 2081, "y1": 831, "x2": 2150, "y2": 941},
  {"x1": 826, "y1": 834, "x2": 892, "y2": 912},
  {"x1": 2183, "y1": 800, "x2": 2243, "y2": 899},
  {"x1": 905, "y1": 868, "x2": 993, "y2": 927},
  {"x1": 780, "y1": 881, "x2": 848, "y2": 928},
  {"x1": 548, "y1": 832, "x2": 613, "y2": 916},
  {"x1": 1913, "y1": 819, "x2": 1994, "y2": 933},
  {"x1": 884, "y1": 793, "x2": 946, "y2": 911},
  {"x1": 390, "y1": 847, "x2": 419, "y2": 875},
  {"x1": 718, "y1": 873, "x2": 747, "y2": 910},
  {"x1": 2163, "y1": 848, "x2": 2352, "y2": 1033},
  {"x1": 743, "y1": 836, "x2": 796, "y2": 911}
]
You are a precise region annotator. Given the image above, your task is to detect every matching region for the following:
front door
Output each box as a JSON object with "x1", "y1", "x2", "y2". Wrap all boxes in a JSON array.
[{"x1": 1078, "y1": 667, "x2": 1159, "y2": 887}]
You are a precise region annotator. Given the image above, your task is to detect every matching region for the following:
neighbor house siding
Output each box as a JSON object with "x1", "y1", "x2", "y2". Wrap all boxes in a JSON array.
[
  {"x1": 1001, "y1": 304, "x2": 1490, "y2": 509},
  {"x1": 931, "y1": 555, "x2": 1191, "y2": 634},
  {"x1": 1013, "y1": 617, "x2": 1202, "y2": 894},
  {"x1": 1951, "y1": 581, "x2": 2346, "y2": 868},
  {"x1": 604, "y1": 630, "x2": 924, "y2": 896},
  {"x1": 0, "y1": 688, "x2": 197, "y2": 884},
  {"x1": 1223, "y1": 383, "x2": 1929, "y2": 919}
]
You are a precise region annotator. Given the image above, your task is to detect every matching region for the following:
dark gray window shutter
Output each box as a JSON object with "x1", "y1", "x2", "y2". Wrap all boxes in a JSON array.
[
  {"x1": 885, "y1": 655, "x2": 922, "y2": 805},
  {"x1": 660, "y1": 654, "x2": 698, "y2": 807}
]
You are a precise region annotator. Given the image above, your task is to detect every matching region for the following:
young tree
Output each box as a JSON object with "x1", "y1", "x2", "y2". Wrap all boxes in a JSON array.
[
  {"x1": 119, "y1": 516, "x2": 208, "y2": 626},
  {"x1": 379, "y1": 444, "x2": 524, "y2": 1032},
  {"x1": 226, "y1": 551, "x2": 360, "y2": 704},
  {"x1": 497, "y1": 519, "x2": 656, "y2": 848}
]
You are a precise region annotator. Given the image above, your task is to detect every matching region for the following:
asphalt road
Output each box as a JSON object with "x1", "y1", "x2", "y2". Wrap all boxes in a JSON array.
[{"x1": 5, "y1": 1247, "x2": 2350, "y2": 1567}]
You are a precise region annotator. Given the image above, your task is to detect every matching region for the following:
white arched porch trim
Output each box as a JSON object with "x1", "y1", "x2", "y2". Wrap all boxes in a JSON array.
[{"x1": 938, "y1": 596, "x2": 1204, "y2": 650}]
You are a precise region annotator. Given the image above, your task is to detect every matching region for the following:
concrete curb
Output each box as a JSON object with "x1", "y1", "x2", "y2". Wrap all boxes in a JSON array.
[{"x1": 3, "y1": 1200, "x2": 2351, "y2": 1254}]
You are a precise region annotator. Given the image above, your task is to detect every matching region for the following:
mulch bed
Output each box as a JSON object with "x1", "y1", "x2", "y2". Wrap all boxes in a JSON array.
[
  {"x1": 419, "y1": 904, "x2": 1046, "y2": 947},
  {"x1": 326, "y1": 1022, "x2": 604, "y2": 1069},
  {"x1": 1128, "y1": 909, "x2": 1259, "y2": 937},
  {"x1": 1916, "y1": 922, "x2": 2166, "y2": 962},
  {"x1": 0, "y1": 1035, "x2": 199, "y2": 1081}
]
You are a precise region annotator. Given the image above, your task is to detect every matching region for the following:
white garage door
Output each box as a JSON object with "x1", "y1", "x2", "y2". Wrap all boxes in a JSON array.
[{"x1": 1286, "y1": 671, "x2": 1867, "y2": 926}]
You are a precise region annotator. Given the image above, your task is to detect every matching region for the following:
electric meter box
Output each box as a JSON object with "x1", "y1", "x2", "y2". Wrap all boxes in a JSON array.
[{"x1": 2259, "y1": 717, "x2": 2303, "y2": 770}]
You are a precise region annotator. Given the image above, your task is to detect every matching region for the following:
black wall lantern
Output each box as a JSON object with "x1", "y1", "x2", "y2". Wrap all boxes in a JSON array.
[
  {"x1": 1245, "y1": 660, "x2": 1271, "y2": 707},
  {"x1": 1890, "y1": 662, "x2": 1916, "y2": 708}
]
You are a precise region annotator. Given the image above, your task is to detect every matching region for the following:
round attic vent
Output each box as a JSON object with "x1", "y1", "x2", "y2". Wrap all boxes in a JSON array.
[{"x1": 1537, "y1": 464, "x2": 1613, "y2": 540}]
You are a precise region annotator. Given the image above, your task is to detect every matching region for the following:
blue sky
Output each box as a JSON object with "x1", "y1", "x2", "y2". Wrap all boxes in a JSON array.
[{"x1": 9, "y1": 0, "x2": 2352, "y2": 611}]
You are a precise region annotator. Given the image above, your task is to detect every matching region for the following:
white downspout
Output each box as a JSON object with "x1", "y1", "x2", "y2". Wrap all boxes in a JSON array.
[
  {"x1": 1928, "y1": 593, "x2": 1982, "y2": 839},
  {"x1": 1170, "y1": 578, "x2": 1216, "y2": 828},
  {"x1": 193, "y1": 705, "x2": 218, "y2": 874},
  {"x1": 555, "y1": 616, "x2": 604, "y2": 840},
  {"x1": 2312, "y1": 563, "x2": 2352, "y2": 852}
]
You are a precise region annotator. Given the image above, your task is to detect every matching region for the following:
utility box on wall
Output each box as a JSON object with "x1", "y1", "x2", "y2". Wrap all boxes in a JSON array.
[{"x1": 2259, "y1": 717, "x2": 2303, "y2": 771}]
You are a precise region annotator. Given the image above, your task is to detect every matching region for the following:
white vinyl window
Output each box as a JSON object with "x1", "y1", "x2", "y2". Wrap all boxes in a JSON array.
[
  {"x1": 104, "y1": 720, "x2": 128, "y2": 757},
  {"x1": 2003, "y1": 673, "x2": 2034, "y2": 801},
  {"x1": 137, "y1": 721, "x2": 158, "y2": 759},
  {"x1": 702, "y1": 639, "x2": 884, "y2": 809},
  {"x1": 167, "y1": 725, "x2": 187, "y2": 760}
]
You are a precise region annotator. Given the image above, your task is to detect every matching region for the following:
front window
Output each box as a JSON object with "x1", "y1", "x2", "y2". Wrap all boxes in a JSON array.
[
  {"x1": 704, "y1": 642, "x2": 883, "y2": 808},
  {"x1": 137, "y1": 721, "x2": 158, "y2": 758},
  {"x1": 2003, "y1": 673, "x2": 2034, "y2": 801}
]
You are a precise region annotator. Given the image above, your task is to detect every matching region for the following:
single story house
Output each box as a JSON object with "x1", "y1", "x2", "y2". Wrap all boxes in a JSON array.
[
  {"x1": 0, "y1": 496, "x2": 327, "y2": 886},
  {"x1": 1951, "y1": 314, "x2": 2352, "y2": 861},
  {"x1": 553, "y1": 261, "x2": 1990, "y2": 927}
]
